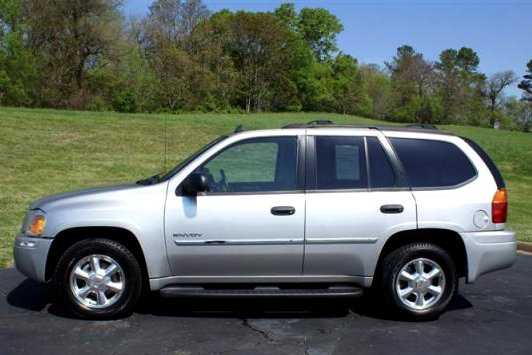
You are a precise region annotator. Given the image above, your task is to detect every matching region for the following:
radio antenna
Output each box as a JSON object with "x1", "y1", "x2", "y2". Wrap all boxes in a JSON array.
[{"x1": 163, "y1": 114, "x2": 168, "y2": 172}]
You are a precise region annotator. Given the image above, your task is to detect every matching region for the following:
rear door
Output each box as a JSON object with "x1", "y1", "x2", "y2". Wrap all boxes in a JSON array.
[{"x1": 303, "y1": 131, "x2": 417, "y2": 278}]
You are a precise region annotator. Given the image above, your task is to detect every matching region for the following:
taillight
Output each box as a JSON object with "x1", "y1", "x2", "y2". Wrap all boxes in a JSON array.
[{"x1": 492, "y1": 188, "x2": 507, "y2": 223}]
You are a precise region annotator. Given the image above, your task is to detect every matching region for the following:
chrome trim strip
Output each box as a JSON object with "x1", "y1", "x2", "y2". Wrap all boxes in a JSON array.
[
  {"x1": 174, "y1": 238, "x2": 304, "y2": 246},
  {"x1": 306, "y1": 237, "x2": 378, "y2": 244}
]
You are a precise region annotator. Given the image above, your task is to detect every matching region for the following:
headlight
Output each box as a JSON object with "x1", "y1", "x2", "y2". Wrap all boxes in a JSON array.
[{"x1": 24, "y1": 210, "x2": 46, "y2": 236}]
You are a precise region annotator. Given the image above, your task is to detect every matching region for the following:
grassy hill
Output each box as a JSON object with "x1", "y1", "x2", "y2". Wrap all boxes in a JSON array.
[{"x1": 1, "y1": 107, "x2": 530, "y2": 267}]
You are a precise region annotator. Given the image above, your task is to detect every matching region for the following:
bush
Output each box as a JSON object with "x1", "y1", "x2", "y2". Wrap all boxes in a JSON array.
[{"x1": 113, "y1": 91, "x2": 138, "y2": 113}]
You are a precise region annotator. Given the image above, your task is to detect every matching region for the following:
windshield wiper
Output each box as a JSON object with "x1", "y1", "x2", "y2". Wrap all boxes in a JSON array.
[{"x1": 136, "y1": 173, "x2": 162, "y2": 185}]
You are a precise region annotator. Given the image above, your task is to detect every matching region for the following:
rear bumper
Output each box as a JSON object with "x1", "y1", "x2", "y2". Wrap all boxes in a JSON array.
[
  {"x1": 13, "y1": 234, "x2": 53, "y2": 282},
  {"x1": 461, "y1": 229, "x2": 517, "y2": 283}
]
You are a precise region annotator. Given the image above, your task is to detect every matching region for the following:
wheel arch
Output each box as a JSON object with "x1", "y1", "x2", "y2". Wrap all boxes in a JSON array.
[
  {"x1": 375, "y1": 228, "x2": 468, "y2": 280},
  {"x1": 45, "y1": 226, "x2": 149, "y2": 288}
]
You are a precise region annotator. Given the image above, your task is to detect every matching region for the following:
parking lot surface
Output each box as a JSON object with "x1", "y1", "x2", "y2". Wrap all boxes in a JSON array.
[{"x1": 1, "y1": 255, "x2": 531, "y2": 355}]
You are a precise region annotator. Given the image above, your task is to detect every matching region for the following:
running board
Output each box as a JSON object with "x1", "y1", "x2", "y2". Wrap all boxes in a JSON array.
[{"x1": 159, "y1": 285, "x2": 364, "y2": 298}]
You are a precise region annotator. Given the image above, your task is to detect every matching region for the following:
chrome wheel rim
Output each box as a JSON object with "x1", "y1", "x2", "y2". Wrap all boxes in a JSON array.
[
  {"x1": 69, "y1": 254, "x2": 125, "y2": 309},
  {"x1": 395, "y1": 258, "x2": 446, "y2": 311}
]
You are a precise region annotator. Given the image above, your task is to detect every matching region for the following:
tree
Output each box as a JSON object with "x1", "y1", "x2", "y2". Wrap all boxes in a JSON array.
[
  {"x1": 435, "y1": 49, "x2": 459, "y2": 122},
  {"x1": 456, "y1": 47, "x2": 480, "y2": 73},
  {"x1": 330, "y1": 54, "x2": 369, "y2": 115},
  {"x1": 229, "y1": 11, "x2": 304, "y2": 112},
  {"x1": 189, "y1": 10, "x2": 238, "y2": 110},
  {"x1": 517, "y1": 59, "x2": 532, "y2": 102},
  {"x1": 0, "y1": 0, "x2": 35, "y2": 106},
  {"x1": 505, "y1": 97, "x2": 532, "y2": 132},
  {"x1": 190, "y1": 10, "x2": 309, "y2": 112},
  {"x1": 273, "y1": 2, "x2": 298, "y2": 31},
  {"x1": 273, "y1": 4, "x2": 342, "y2": 62},
  {"x1": 435, "y1": 47, "x2": 486, "y2": 125},
  {"x1": 360, "y1": 64, "x2": 392, "y2": 119},
  {"x1": 24, "y1": 0, "x2": 124, "y2": 108},
  {"x1": 386, "y1": 45, "x2": 438, "y2": 123},
  {"x1": 141, "y1": 0, "x2": 209, "y2": 49},
  {"x1": 272, "y1": 3, "x2": 344, "y2": 110},
  {"x1": 297, "y1": 7, "x2": 343, "y2": 61},
  {"x1": 484, "y1": 71, "x2": 516, "y2": 127},
  {"x1": 131, "y1": 0, "x2": 213, "y2": 111}
]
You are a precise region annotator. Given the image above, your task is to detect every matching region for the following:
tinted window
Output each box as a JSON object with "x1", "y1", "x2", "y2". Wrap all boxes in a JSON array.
[
  {"x1": 199, "y1": 137, "x2": 297, "y2": 193},
  {"x1": 316, "y1": 136, "x2": 367, "y2": 189},
  {"x1": 390, "y1": 138, "x2": 476, "y2": 188},
  {"x1": 462, "y1": 137, "x2": 505, "y2": 188},
  {"x1": 367, "y1": 137, "x2": 396, "y2": 188}
]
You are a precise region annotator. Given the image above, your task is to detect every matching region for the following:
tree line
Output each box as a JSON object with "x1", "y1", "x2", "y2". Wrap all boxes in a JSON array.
[{"x1": 0, "y1": 0, "x2": 531, "y2": 131}]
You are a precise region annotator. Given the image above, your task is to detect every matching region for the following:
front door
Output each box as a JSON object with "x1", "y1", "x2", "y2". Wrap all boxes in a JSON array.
[{"x1": 164, "y1": 135, "x2": 305, "y2": 276}]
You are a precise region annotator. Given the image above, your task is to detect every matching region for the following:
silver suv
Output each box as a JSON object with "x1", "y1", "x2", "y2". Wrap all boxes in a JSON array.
[{"x1": 14, "y1": 121, "x2": 517, "y2": 320}]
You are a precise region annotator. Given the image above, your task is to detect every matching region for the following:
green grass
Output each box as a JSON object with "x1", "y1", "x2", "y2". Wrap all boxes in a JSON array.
[{"x1": 1, "y1": 107, "x2": 530, "y2": 267}]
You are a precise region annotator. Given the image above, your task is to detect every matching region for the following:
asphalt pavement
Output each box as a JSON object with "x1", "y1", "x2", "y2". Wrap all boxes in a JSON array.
[{"x1": 1, "y1": 255, "x2": 532, "y2": 355}]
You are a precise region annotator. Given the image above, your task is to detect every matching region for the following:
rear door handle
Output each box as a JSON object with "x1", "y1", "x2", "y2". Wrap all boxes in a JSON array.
[
  {"x1": 271, "y1": 206, "x2": 296, "y2": 216},
  {"x1": 380, "y1": 204, "x2": 404, "y2": 214}
]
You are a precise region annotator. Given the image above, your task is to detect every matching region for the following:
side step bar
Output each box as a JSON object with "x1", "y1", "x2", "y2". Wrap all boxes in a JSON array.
[{"x1": 159, "y1": 285, "x2": 364, "y2": 298}]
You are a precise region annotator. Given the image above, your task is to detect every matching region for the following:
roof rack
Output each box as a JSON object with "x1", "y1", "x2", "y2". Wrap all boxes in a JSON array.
[
  {"x1": 281, "y1": 120, "x2": 452, "y2": 135},
  {"x1": 234, "y1": 124, "x2": 244, "y2": 133},
  {"x1": 282, "y1": 119, "x2": 333, "y2": 128},
  {"x1": 404, "y1": 123, "x2": 438, "y2": 130}
]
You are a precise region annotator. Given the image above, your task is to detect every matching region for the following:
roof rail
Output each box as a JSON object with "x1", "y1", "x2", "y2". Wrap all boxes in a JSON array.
[
  {"x1": 234, "y1": 124, "x2": 244, "y2": 133},
  {"x1": 281, "y1": 120, "x2": 452, "y2": 135},
  {"x1": 307, "y1": 119, "x2": 334, "y2": 125},
  {"x1": 282, "y1": 119, "x2": 334, "y2": 129},
  {"x1": 404, "y1": 123, "x2": 439, "y2": 130}
]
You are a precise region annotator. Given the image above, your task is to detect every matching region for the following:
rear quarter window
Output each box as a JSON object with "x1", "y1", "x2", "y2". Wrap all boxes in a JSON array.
[
  {"x1": 462, "y1": 137, "x2": 505, "y2": 189},
  {"x1": 390, "y1": 138, "x2": 477, "y2": 188}
]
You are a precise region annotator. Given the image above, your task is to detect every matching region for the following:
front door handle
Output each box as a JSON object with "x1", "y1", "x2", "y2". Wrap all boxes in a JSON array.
[
  {"x1": 380, "y1": 204, "x2": 404, "y2": 214},
  {"x1": 271, "y1": 206, "x2": 296, "y2": 216}
]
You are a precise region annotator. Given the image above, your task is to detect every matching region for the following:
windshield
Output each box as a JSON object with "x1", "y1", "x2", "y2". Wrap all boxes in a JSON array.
[{"x1": 158, "y1": 135, "x2": 228, "y2": 182}]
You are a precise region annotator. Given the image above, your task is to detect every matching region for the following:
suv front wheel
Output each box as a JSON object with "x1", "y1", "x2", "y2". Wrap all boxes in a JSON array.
[
  {"x1": 380, "y1": 243, "x2": 458, "y2": 320},
  {"x1": 54, "y1": 238, "x2": 143, "y2": 319}
]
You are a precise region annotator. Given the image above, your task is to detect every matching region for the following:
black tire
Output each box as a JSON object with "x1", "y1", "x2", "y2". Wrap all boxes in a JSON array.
[
  {"x1": 379, "y1": 243, "x2": 458, "y2": 321},
  {"x1": 54, "y1": 238, "x2": 143, "y2": 320}
]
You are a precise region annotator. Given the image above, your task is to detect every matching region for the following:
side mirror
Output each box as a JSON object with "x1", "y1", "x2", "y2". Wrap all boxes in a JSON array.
[{"x1": 180, "y1": 172, "x2": 208, "y2": 196}]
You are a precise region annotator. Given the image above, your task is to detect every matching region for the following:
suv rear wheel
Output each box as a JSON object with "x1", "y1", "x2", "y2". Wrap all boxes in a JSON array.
[
  {"x1": 54, "y1": 238, "x2": 143, "y2": 319},
  {"x1": 380, "y1": 243, "x2": 458, "y2": 320}
]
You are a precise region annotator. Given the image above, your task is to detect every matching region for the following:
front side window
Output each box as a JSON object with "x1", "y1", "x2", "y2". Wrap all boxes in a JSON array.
[
  {"x1": 390, "y1": 138, "x2": 476, "y2": 188},
  {"x1": 315, "y1": 136, "x2": 368, "y2": 189},
  {"x1": 198, "y1": 137, "x2": 298, "y2": 193}
]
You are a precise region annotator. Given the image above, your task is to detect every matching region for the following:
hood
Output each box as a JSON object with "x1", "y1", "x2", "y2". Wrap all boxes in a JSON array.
[{"x1": 30, "y1": 184, "x2": 144, "y2": 211}]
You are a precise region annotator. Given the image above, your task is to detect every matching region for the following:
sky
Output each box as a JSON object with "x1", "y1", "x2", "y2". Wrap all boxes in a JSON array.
[{"x1": 123, "y1": 0, "x2": 531, "y2": 97}]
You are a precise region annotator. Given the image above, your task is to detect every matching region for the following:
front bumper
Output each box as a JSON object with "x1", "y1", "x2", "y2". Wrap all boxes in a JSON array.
[
  {"x1": 461, "y1": 229, "x2": 517, "y2": 283},
  {"x1": 13, "y1": 234, "x2": 53, "y2": 282}
]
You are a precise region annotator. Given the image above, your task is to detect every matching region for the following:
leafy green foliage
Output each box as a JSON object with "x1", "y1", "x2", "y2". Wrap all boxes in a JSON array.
[
  {"x1": 433, "y1": 47, "x2": 488, "y2": 125},
  {"x1": 330, "y1": 54, "x2": 370, "y2": 115},
  {"x1": 0, "y1": 1, "x2": 527, "y2": 130},
  {"x1": 297, "y1": 7, "x2": 343, "y2": 61},
  {"x1": 504, "y1": 97, "x2": 532, "y2": 132},
  {"x1": 0, "y1": 0, "x2": 35, "y2": 106},
  {"x1": 517, "y1": 59, "x2": 532, "y2": 102},
  {"x1": 386, "y1": 45, "x2": 438, "y2": 123},
  {"x1": 23, "y1": 0, "x2": 124, "y2": 109}
]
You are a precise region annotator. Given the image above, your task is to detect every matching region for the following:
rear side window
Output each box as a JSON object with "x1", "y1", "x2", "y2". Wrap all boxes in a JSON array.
[
  {"x1": 315, "y1": 136, "x2": 367, "y2": 189},
  {"x1": 390, "y1": 138, "x2": 476, "y2": 188},
  {"x1": 367, "y1": 137, "x2": 396, "y2": 188}
]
